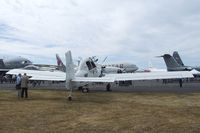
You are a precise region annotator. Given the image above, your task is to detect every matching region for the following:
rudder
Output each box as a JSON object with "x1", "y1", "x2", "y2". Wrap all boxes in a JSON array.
[{"x1": 173, "y1": 51, "x2": 184, "y2": 66}]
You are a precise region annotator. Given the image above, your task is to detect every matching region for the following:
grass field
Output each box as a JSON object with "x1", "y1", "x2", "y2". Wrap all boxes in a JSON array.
[{"x1": 0, "y1": 89, "x2": 200, "y2": 133}]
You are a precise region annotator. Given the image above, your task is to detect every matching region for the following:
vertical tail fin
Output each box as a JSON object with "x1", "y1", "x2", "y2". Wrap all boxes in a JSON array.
[
  {"x1": 56, "y1": 54, "x2": 66, "y2": 72},
  {"x1": 161, "y1": 54, "x2": 181, "y2": 70},
  {"x1": 173, "y1": 51, "x2": 184, "y2": 66},
  {"x1": 0, "y1": 59, "x2": 5, "y2": 68},
  {"x1": 65, "y1": 51, "x2": 75, "y2": 90}
]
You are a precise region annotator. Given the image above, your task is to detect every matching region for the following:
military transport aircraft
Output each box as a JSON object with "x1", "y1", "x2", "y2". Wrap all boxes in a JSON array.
[
  {"x1": 7, "y1": 51, "x2": 194, "y2": 101},
  {"x1": 159, "y1": 51, "x2": 200, "y2": 72},
  {"x1": 0, "y1": 56, "x2": 32, "y2": 78},
  {"x1": 159, "y1": 54, "x2": 193, "y2": 71}
]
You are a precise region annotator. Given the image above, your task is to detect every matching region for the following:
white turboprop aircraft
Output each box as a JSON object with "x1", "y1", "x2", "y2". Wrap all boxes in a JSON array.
[
  {"x1": 7, "y1": 51, "x2": 194, "y2": 100},
  {"x1": 56, "y1": 54, "x2": 137, "y2": 74}
]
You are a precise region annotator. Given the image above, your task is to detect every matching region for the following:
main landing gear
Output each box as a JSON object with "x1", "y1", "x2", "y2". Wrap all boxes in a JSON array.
[
  {"x1": 78, "y1": 83, "x2": 112, "y2": 93},
  {"x1": 79, "y1": 87, "x2": 90, "y2": 93},
  {"x1": 82, "y1": 88, "x2": 90, "y2": 93}
]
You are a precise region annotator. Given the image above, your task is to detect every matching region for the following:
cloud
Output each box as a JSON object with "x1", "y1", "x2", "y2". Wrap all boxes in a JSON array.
[{"x1": 0, "y1": 0, "x2": 200, "y2": 68}]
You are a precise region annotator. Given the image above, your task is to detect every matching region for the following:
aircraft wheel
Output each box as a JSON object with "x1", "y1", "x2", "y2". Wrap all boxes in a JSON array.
[
  {"x1": 82, "y1": 88, "x2": 89, "y2": 93},
  {"x1": 68, "y1": 96, "x2": 72, "y2": 101}
]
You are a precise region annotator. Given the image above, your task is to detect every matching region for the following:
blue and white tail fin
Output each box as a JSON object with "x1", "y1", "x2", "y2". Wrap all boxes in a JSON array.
[{"x1": 173, "y1": 51, "x2": 184, "y2": 66}]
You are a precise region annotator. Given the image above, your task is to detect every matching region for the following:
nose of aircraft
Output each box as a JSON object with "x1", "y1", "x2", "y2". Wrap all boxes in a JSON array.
[{"x1": 135, "y1": 65, "x2": 139, "y2": 71}]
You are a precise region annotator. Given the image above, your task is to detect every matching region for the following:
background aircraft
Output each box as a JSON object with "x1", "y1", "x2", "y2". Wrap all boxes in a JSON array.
[
  {"x1": 0, "y1": 54, "x2": 65, "y2": 82},
  {"x1": 23, "y1": 64, "x2": 60, "y2": 71},
  {"x1": 143, "y1": 61, "x2": 167, "y2": 72},
  {"x1": 15, "y1": 54, "x2": 68, "y2": 72},
  {"x1": 143, "y1": 67, "x2": 166, "y2": 72},
  {"x1": 173, "y1": 51, "x2": 200, "y2": 72},
  {"x1": 0, "y1": 57, "x2": 32, "y2": 78},
  {"x1": 104, "y1": 63, "x2": 138, "y2": 73},
  {"x1": 56, "y1": 54, "x2": 66, "y2": 72},
  {"x1": 159, "y1": 54, "x2": 193, "y2": 71}
]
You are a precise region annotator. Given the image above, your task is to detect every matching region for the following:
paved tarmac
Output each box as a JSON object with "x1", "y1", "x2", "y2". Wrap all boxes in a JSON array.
[{"x1": 0, "y1": 79, "x2": 200, "y2": 93}]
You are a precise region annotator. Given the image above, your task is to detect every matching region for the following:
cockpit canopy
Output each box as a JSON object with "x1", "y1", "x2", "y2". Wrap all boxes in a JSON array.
[
  {"x1": 79, "y1": 57, "x2": 97, "y2": 71},
  {"x1": 86, "y1": 58, "x2": 96, "y2": 70}
]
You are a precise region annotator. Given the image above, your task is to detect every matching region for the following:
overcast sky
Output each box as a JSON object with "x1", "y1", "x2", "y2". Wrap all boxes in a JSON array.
[{"x1": 0, "y1": 0, "x2": 200, "y2": 69}]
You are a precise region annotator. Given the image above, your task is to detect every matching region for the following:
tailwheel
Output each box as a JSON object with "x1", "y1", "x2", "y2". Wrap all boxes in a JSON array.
[
  {"x1": 68, "y1": 87, "x2": 73, "y2": 101},
  {"x1": 106, "y1": 83, "x2": 112, "y2": 91},
  {"x1": 82, "y1": 88, "x2": 90, "y2": 93},
  {"x1": 68, "y1": 96, "x2": 72, "y2": 101}
]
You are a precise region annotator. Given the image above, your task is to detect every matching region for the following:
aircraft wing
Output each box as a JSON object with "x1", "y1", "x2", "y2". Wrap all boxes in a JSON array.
[
  {"x1": 72, "y1": 77, "x2": 115, "y2": 82},
  {"x1": 7, "y1": 69, "x2": 193, "y2": 82},
  {"x1": 72, "y1": 71, "x2": 193, "y2": 82},
  {"x1": 106, "y1": 71, "x2": 193, "y2": 81},
  {"x1": 6, "y1": 69, "x2": 65, "y2": 81}
]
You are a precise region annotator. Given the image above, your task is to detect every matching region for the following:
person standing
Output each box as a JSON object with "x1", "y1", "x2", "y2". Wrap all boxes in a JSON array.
[
  {"x1": 21, "y1": 73, "x2": 29, "y2": 98},
  {"x1": 16, "y1": 74, "x2": 22, "y2": 98},
  {"x1": 179, "y1": 78, "x2": 183, "y2": 88}
]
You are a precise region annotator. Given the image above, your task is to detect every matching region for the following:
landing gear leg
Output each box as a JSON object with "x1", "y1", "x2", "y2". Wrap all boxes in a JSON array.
[
  {"x1": 68, "y1": 88, "x2": 73, "y2": 101},
  {"x1": 106, "y1": 83, "x2": 112, "y2": 91}
]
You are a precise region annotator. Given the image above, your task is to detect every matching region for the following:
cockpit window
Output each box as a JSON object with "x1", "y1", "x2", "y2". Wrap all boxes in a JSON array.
[
  {"x1": 86, "y1": 60, "x2": 96, "y2": 70},
  {"x1": 91, "y1": 61, "x2": 96, "y2": 68},
  {"x1": 86, "y1": 61, "x2": 92, "y2": 70}
]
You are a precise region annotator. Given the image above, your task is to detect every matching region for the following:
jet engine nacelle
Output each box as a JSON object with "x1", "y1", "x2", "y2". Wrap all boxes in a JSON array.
[{"x1": 184, "y1": 66, "x2": 193, "y2": 71}]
